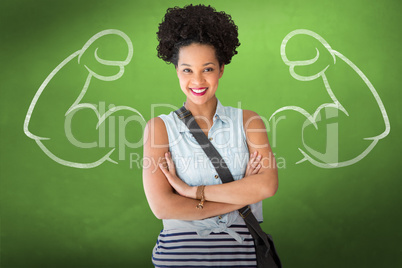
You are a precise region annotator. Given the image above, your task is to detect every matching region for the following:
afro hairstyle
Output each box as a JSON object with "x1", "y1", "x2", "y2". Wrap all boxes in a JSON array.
[{"x1": 156, "y1": 4, "x2": 240, "y2": 66}]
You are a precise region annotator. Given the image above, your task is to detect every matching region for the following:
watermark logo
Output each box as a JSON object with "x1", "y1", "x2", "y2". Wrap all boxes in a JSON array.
[{"x1": 23, "y1": 29, "x2": 390, "y2": 170}]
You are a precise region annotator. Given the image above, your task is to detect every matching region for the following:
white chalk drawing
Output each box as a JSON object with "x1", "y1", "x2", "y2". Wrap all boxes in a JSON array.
[
  {"x1": 270, "y1": 29, "x2": 390, "y2": 168},
  {"x1": 23, "y1": 29, "x2": 145, "y2": 168}
]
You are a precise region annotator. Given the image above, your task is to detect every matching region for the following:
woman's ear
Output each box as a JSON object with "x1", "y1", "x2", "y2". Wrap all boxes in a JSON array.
[{"x1": 219, "y1": 64, "x2": 225, "y2": 79}]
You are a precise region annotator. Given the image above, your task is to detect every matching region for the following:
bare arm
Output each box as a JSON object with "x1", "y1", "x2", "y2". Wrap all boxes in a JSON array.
[
  {"x1": 206, "y1": 110, "x2": 278, "y2": 204},
  {"x1": 142, "y1": 117, "x2": 253, "y2": 220},
  {"x1": 162, "y1": 110, "x2": 279, "y2": 206}
]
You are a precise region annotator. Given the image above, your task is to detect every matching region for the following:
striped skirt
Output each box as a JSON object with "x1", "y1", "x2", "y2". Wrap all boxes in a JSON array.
[{"x1": 151, "y1": 224, "x2": 257, "y2": 267}]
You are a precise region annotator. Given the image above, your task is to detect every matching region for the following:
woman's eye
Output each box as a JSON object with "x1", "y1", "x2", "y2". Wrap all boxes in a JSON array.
[
  {"x1": 183, "y1": 69, "x2": 191, "y2": 73},
  {"x1": 204, "y1": 68, "x2": 214, "y2": 72}
]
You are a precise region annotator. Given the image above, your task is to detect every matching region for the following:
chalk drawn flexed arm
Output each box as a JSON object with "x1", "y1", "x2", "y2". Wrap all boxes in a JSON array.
[
  {"x1": 270, "y1": 29, "x2": 390, "y2": 168},
  {"x1": 24, "y1": 29, "x2": 144, "y2": 168}
]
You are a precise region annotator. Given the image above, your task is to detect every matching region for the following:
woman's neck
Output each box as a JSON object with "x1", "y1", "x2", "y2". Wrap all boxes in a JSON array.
[{"x1": 184, "y1": 96, "x2": 218, "y2": 123}]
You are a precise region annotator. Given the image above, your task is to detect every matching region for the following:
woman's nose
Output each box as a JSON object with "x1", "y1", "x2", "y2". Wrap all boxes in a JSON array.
[{"x1": 191, "y1": 72, "x2": 206, "y2": 84}]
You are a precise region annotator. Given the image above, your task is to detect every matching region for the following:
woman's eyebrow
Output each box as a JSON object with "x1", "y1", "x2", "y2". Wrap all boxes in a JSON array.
[{"x1": 180, "y1": 62, "x2": 216, "y2": 67}]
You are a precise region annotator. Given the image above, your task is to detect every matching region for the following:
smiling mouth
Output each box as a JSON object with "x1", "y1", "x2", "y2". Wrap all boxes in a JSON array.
[{"x1": 190, "y1": 87, "x2": 208, "y2": 93}]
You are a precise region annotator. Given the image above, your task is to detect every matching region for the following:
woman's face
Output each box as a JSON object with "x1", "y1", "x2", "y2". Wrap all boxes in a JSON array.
[{"x1": 176, "y1": 43, "x2": 224, "y2": 106}]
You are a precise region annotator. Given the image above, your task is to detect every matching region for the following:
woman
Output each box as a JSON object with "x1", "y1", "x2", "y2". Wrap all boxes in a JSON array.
[{"x1": 143, "y1": 4, "x2": 279, "y2": 267}]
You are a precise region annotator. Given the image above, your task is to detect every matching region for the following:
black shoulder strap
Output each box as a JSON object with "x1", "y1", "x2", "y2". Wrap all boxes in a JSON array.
[
  {"x1": 174, "y1": 106, "x2": 234, "y2": 183},
  {"x1": 174, "y1": 105, "x2": 272, "y2": 256}
]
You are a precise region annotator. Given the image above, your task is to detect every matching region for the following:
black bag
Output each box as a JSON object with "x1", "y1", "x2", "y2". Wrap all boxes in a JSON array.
[{"x1": 175, "y1": 105, "x2": 282, "y2": 268}]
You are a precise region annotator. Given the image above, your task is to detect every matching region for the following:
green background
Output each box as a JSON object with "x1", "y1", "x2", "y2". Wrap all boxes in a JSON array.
[{"x1": 1, "y1": 0, "x2": 401, "y2": 267}]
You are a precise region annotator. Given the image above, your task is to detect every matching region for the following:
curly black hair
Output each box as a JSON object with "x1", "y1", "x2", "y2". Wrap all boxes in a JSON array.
[{"x1": 156, "y1": 4, "x2": 240, "y2": 66}]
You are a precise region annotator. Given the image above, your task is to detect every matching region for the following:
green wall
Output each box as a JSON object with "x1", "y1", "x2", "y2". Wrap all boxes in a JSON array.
[{"x1": 1, "y1": 0, "x2": 401, "y2": 267}]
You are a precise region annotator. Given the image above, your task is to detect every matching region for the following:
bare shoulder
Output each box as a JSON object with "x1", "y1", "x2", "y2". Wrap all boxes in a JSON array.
[
  {"x1": 242, "y1": 109, "x2": 270, "y2": 149},
  {"x1": 143, "y1": 116, "x2": 169, "y2": 149},
  {"x1": 242, "y1": 109, "x2": 266, "y2": 131}
]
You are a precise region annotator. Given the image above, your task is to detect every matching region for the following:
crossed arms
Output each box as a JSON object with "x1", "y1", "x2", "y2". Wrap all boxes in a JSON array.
[{"x1": 142, "y1": 110, "x2": 278, "y2": 221}]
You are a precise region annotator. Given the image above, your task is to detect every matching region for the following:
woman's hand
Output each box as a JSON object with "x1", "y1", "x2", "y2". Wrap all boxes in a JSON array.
[
  {"x1": 245, "y1": 151, "x2": 262, "y2": 177},
  {"x1": 159, "y1": 152, "x2": 196, "y2": 199}
]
